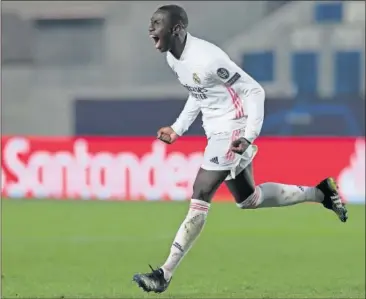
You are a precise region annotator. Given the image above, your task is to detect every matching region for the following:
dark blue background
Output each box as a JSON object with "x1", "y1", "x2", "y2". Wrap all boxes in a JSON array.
[{"x1": 74, "y1": 97, "x2": 365, "y2": 137}]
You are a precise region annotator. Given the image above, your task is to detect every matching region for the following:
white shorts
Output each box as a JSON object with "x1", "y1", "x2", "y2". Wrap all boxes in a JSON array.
[{"x1": 201, "y1": 128, "x2": 258, "y2": 181}]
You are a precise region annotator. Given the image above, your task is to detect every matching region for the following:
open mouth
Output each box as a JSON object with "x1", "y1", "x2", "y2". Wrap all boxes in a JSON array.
[{"x1": 150, "y1": 35, "x2": 161, "y2": 49}]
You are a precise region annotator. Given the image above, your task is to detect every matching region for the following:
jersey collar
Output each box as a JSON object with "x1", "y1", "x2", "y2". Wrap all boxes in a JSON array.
[{"x1": 179, "y1": 32, "x2": 192, "y2": 61}]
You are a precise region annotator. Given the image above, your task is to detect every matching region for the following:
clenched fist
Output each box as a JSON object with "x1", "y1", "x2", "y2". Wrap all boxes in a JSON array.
[
  {"x1": 230, "y1": 137, "x2": 251, "y2": 155},
  {"x1": 157, "y1": 126, "x2": 179, "y2": 144}
]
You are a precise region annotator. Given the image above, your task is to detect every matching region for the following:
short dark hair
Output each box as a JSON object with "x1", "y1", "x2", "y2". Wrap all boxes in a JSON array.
[{"x1": 158, "y1": 4, "x2": 188, "y2": 28}]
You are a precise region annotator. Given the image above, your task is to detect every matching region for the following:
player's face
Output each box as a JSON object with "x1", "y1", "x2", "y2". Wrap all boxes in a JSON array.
[{"x1": 149, "y1": 10, "x2": 173, "y2": 52}]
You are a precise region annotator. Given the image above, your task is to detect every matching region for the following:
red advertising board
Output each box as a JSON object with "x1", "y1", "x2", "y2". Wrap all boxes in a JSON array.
[{"x1": 1, "y1": 136, "x2": 364, "y2": 203}]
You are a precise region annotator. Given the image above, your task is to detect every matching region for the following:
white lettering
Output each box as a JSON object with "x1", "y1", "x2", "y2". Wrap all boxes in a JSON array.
[
  {"x1": 115, "y1": 153, "x2": 140, "y2": 199},
  {"x1": 4, "y1": 137, "x2": 29, "y2": 197},
  {"x1": 1, "y1": 167, "x2": 6, "y2": 193},
  {"x1": 140, "y1": 141, "x2": 166, "y2": 200},
  {"x1": 166, "y1": 152, "x2": 189, "y2": 200},
  {"x1": 1, "y1": 137, "x2": 204, "y2": 201},
  {"x1": 28, "y1": 151, "x2": 52, "y2": 198}
]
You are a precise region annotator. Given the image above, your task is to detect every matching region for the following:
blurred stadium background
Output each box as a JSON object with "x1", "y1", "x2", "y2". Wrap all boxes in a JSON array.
[
  {"x1": 1, "y1": 1, "x2": 365, "y2": 298},
  {"x1": 2, "y1": 0, "x2": 365, "y2": 136}
]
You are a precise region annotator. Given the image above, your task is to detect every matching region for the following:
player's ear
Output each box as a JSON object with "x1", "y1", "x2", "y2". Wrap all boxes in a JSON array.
[{"x1": 172, "y1": 24, "x2": 181, "y2": 36}]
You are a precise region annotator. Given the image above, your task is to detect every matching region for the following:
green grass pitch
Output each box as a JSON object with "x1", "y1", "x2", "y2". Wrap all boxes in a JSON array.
[{"x1": 1, "y1": 199, "x2": 365, "y2": 298}]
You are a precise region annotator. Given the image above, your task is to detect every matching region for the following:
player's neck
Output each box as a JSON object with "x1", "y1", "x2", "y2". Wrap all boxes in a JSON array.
[{"x1": 169, "y1": 33, "x2": 187, "y2": 60}]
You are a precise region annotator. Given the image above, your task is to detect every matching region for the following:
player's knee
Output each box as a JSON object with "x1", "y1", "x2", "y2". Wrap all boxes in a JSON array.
[
  {"x1": 192, "y1": 181, "x2": 214, "y2": 203},
  {"x1": 233, "y1": 184, "x2": 255, "y2": 203},
  {"x1": 236, "y1": 186, "x2": 260, "y2": 209},
  {"x1": 186, "y1": 200, "x2": 209, "y2": 226}
]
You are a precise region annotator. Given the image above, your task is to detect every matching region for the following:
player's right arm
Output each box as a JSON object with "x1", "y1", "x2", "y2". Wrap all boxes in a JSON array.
[
  {"x1": 157, "y1": 95, "x2": 200, "y2": 144},
  {"x1": 171, "y1": 94, "x2": 200, "y2": 136}
]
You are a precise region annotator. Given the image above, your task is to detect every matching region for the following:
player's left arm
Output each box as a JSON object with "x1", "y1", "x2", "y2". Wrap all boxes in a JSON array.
[
  {"x1": 208, "y1": 54, "x2": 265, "y2": 144},
  {"x1": 241, "y1": 87, "x2": 265, "y2": 144}
]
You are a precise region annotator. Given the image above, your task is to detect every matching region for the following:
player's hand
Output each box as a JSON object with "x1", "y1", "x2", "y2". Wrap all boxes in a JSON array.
[
  {"x1": 230, "y1": 137, "x2": 251, "y2": 155},
  {"x1": 157, "y1": 126, "x2": 179, "y2": 144}
]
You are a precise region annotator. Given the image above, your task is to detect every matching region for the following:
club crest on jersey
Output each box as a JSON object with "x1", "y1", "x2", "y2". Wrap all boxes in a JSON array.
[
  {"x1": 193, "y1": 73, "x2": 201, "y2": 84},
  {"x1": 217, "y1": 68, "x2": 230, "y2": 80}
]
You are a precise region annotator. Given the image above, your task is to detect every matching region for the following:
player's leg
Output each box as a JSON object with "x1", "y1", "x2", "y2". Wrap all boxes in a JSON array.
[
  {"x1": 225, "y1": 163, "x2": 255, "y2": 204},
  {"x1": 227, "y1": 165, "x2": 325, "y2": 208},
  {"x1": 133, "y1": 168, "x2": 229, "y2": 293},
  {"x1": 160, "y1": 168, "x2": 228, "y2": 278},
  {"x1": 227, "y1": 140, "x2": 348, "y2": 222}
]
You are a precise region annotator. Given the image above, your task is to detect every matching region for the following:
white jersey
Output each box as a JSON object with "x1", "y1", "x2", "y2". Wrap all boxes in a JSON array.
[{"x1": 168, "y1": 33, "x2": 265, "y2": 143}]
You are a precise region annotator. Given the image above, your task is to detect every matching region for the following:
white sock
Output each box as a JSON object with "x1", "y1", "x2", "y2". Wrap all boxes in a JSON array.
[
  {"x1": 161, "y1": 199, "x2": 210, "y2": 281},
  {"x1": 237, "y1": 183, "x2": 324, "y2": 209}
]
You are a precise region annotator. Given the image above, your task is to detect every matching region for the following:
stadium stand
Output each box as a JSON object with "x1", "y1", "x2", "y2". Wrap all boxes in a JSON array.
[{"x1": 1, "y1": 1, "x2": 364, "y2": 136}]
